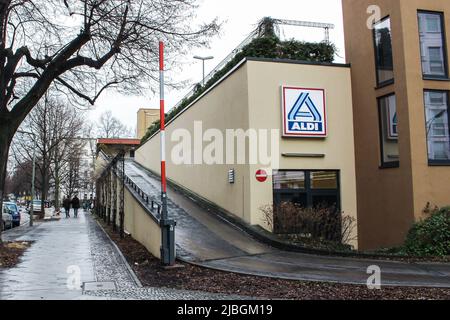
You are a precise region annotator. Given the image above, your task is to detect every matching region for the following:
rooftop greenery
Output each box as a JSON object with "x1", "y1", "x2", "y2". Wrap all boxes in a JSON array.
[{"x1": 141, "y1": 18, "x2": 336, "y2": 144}]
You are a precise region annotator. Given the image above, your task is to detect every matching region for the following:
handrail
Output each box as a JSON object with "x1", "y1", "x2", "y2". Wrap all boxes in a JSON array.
[
  {"x1": 100, "y1": 154, "x2": 163, "y2": 217},
  {"x1": 122, "y1": 170, "x2": 162, "y2": 216}
]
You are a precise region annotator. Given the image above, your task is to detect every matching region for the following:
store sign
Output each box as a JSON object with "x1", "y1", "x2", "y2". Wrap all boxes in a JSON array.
[{"x1": 282, "y1": 86, "x2": 327, "y2": 137}]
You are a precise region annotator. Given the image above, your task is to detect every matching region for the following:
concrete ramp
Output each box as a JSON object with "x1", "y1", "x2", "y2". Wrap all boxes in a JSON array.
[{"x1": 124, "y1": 160, "x2": 450, "y2": 288}]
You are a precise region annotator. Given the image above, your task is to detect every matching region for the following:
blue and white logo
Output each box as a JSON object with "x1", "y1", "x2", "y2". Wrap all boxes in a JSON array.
[{"x1": 282, "y1": 87, "x2": 327, "y2": 137}]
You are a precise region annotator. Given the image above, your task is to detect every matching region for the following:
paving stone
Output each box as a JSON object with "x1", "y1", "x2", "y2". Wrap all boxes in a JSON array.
[{"x1": 0, "y1": 210, "x2": 244, "y2": 300}]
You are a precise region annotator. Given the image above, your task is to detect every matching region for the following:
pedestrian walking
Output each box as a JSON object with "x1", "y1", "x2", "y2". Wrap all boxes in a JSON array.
[
  {"x1": 72, "y1": 195, "x2": 80, "y2": 218},
  {"x1": 63, "y1": 196, "x2": 71, "y2": 218}
]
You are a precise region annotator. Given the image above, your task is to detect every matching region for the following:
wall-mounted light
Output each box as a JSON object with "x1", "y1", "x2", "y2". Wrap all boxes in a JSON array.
[{"x1": 228, "y1": 169, "x2": 235, "y2": 184}]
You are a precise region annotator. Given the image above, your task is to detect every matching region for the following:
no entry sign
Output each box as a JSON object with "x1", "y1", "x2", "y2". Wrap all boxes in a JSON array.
[{"x1": 255, "y1": 169, "x2": 268, "y2": 182}]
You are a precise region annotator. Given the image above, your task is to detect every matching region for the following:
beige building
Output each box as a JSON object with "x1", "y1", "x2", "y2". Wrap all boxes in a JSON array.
[
  {"x1": 136, "y1": 58, "x2": 359, "y2": 248},
  {"x1": 137, "y1": 108, "x2": 160, "y2": 140},
  {"x1": 343, "y1": 0, "x2": 450, "y2": 249}
]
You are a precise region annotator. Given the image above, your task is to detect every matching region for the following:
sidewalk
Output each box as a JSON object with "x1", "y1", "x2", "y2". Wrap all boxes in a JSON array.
[{"x1": 0, "y1": 210, "x2": 247, "y2": 300}]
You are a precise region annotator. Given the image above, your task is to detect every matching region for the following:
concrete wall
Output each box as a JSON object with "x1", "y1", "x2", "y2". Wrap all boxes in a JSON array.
[
  {"x1": 343, "y1": 0, "x2": 450, "y2": 250},
  {"x1": 123, "y1": 186, "x2": 161, "y2": 259}
]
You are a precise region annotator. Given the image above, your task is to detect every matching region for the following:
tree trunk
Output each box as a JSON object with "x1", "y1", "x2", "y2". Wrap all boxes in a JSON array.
[
  {"x1": 54, "y1": 165, "x2": 60, "y2": 210},
  {"x1": 40, "y1": 164, "x2": 48, "y2": 216},
  {"x1": 0, "y1": 124, "x2": 13, "y2": 242}
]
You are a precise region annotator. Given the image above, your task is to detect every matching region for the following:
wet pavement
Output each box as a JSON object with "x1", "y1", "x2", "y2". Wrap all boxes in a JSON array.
[
  {"x1": 125, "y1": 160, "x2": 450, "y2": 288},
  {"x1": 0, "y1": 210, "x2": 248, "y2": 300},
  {"x1": 0, "y1": 213, "x2": 94, "y2": 300}
]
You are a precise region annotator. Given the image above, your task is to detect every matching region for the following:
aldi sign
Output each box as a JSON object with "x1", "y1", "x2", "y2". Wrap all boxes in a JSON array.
[{"x1": 282, "y1": 86, "x2": 327, "y2": 137}]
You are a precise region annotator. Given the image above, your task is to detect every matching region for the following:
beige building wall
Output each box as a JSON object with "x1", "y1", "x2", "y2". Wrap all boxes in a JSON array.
[
  {"x1": 343, "y1": 0, "x2": 450, "y2": 250},
  {"x1": 246, "y1": 60, "x2": 358, "y2": 246},
  {"x1": 124, "y1": 187, "x2": 162, "y2": 259},
  {"x1": 136, "y1": 59, "x2": 358, "y2": 247},
  {"x1": 137, "y1": 108, "x2": 160, "y2": 140},
  {"x1": 136, "y1": 63, "x2": 252, "y2": 222}
]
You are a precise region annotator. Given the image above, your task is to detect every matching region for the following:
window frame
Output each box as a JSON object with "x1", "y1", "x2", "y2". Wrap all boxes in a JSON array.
[
  {"x1": 272, "y1": 170, "x2": 341, "y2": 211},
  {"x1": 372, "y1": 15, "x2": 395, "y2": 87},
  {"x1": 377, "y1": 93, "x2": 400, "y2": 169},
  {"x1": 423, "y1": 89, "x2": 450, "y2": 166},
  {"x1": 418, "y1": 10, "x2": 449, "y2": 80}
]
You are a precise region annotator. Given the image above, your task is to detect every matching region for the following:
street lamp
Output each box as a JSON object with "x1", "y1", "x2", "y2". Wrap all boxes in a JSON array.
[
  {"x1": 193, "y1": 55, "x2": 214, "y2": 87},
  {"x1": 17, "y1": 130, "x2": 36, "y2": 227}
]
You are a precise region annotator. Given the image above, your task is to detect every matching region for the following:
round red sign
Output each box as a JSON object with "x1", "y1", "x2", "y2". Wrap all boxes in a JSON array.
[{"x1": 255, "y1": 169, "x2": 268, "y2": 182}]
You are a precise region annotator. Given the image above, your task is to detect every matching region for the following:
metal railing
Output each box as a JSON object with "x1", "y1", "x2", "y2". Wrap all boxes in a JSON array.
[{"x1": 123, "y1": 174, "x2": 162, "y2": 216}]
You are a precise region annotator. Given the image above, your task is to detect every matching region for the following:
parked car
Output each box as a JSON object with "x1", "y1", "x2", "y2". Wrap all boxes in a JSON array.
[
  {"x1": 28, "y1": 200, "x2": 42, "y2": 213},
  {"x1": 3, "y1": 202, "x2": 21, "y2": 227},
  {"x1": 2, "y1": 204, "x2": 13, "y2": 231}
]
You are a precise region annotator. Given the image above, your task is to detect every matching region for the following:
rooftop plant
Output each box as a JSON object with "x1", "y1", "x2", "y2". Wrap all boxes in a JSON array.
[{"x1": 141, "y1": 18, "x2": 337, "y2": 143}]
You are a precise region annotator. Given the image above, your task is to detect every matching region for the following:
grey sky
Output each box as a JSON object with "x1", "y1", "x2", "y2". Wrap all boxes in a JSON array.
[{"x1": 89, "y1": 0, "x2": 345, "y2": 135}]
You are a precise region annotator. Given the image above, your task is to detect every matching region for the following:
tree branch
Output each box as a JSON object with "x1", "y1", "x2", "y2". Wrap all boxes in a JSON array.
[{"x1": 55, "y1": 76, "x2": 121, "y2": 105}]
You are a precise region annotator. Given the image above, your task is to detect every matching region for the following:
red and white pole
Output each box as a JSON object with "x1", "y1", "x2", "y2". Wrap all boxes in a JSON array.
[
  {"x1": 159, "y1": 41, "x2": 175, "y2": 266},
  {"x1": 159, "y1": 42, "x2": 167, "y2": 198}
]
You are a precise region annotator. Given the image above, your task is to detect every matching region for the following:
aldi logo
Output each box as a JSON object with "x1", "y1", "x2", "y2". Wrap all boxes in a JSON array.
[{"x1": 282, "y1": 86, "x2": 327, "y2": 137}]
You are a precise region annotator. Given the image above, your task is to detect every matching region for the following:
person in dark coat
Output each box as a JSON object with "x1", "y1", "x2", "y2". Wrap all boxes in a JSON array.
[
  {"x1": 63, "y1": 196, "x2": 71, "y2": 218},
  {"x1": 71, "y1": 195, "x2": 81, "y2": 218}
]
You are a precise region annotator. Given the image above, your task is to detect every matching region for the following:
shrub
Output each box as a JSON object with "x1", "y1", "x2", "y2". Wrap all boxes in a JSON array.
[
  {"x1": 259, "y1": 202, "x2": 357, "y2": 246},
  {"x1": 140, "y1": 18, "x2": 336, "y2": 144},
  {"x1": 402, "y1": 205, "x2": 450, "y2": 257}
]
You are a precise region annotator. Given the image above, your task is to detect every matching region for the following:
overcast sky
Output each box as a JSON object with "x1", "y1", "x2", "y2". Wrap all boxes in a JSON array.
[{"x1": 89, "y1": 0, "x2": 345, "y2": 135}]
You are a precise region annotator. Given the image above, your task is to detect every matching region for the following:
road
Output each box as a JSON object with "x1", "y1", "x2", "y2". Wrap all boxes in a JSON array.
[{"x1": 125, "y1": 159, "x2": 450, "y2": 288}]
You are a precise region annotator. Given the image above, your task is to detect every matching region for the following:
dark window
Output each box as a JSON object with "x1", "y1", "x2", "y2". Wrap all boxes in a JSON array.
[
  {"x1": 310, "y1": 171, "x2": 338, "y2": 189},
  {"x1": 424, "y1": 90, "x2": 450, "y2": 164},
  {"x1": 273, "y1": 171, "x2": 305, "y2": 190},
  {"x1": 418, "y1": 11, "x2": 448, "y2": 78},
  {"x1": 273, "y1": 170, "x2": 340, "y2": 209},
  {"x1": 130, "y1": 149, "x2": 135, "y2": 158},
  {"x1": 378, "y1": 94, "x2": 399, "y2": 168},
  {"x1": 272, "y1": 170, "x2": 340, "y2": 237},
  {"x1": 373, "y1": 16, "x2": 394, "y2": 86}
]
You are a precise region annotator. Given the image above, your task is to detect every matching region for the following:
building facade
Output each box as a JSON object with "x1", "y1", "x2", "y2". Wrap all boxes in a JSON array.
[
  {"x1": 137, "y1": 108, "x2": 160, "y2": 140},
  {"x1": 343, "y1": 0, "x2": 450, "y2": 249},
  {"x1": 136, "y1": 58, "x2": 359, "y2": 248}
]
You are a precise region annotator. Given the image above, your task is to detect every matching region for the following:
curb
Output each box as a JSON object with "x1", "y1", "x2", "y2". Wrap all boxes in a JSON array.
[{"x1": 94, "y1": 217, "x2": 143, "y2": 288}]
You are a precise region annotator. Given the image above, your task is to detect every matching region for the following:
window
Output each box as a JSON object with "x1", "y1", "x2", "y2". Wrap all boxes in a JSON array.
[
  {"x1": 418, "y1": 12, "x2": 448, "y2": 78},
  {"x1": 424, "y1": 91, "x2": 450, "y2": 164},
  {"x1": 273, "y1": 171, "x2": 305, "y2": 190},
  {"x1": 310, "y1": 171, "x2": 338, "y2": 189},
  {"x1": 373, "y1": 17, "x2": 394, "y2": 86},
  {"x1": 378, "y1": 94, "x2": 399, "y2": 168},
  {"x1": 273, "y1": 170, "x2": 340, "y2": 210},
  {"x1": 273, "y1": 170, "x2": 340, "y2": 236}
]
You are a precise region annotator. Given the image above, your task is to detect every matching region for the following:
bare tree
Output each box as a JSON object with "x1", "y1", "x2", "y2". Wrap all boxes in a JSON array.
[
  {"x1": 11, "y1": 96, "x2": 85, "y2": 213},
  {"x1": 61, "y1": 139, "x2": 84, "y2": 199},
  {"x1": 0, "y1": 0, "x2": 219, "y2": 239},
  {"x1": 98, "y1": 110, "x2": 133, "y2": 138}
]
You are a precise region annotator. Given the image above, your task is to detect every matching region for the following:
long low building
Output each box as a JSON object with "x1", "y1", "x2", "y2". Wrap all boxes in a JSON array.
[
  {"x1": 136, "y1": 57, "x2": 359, "y2": 248},
  {"x1": 135, "y1": 0, "x2": 450, "y2": 251}
]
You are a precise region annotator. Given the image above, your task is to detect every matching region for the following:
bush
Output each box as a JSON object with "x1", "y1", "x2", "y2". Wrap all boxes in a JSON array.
[
  {"x1": 402, "y1": 205, "x2": 450, "y2": 257},
  {"x1": 140, "y1": 18, "x2": 336, "y2": 144},
  {"x1": 260, "y1": 202, "x2": 357, "y2": 246}
]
